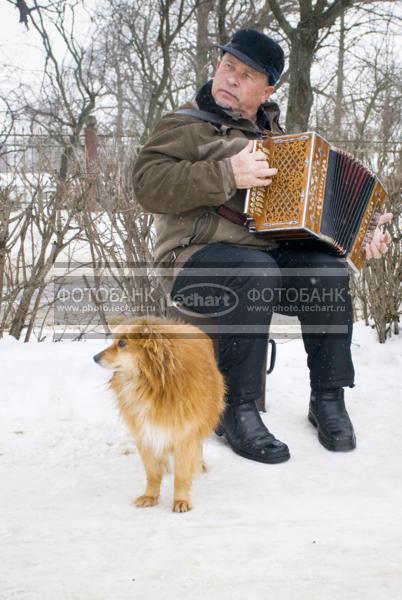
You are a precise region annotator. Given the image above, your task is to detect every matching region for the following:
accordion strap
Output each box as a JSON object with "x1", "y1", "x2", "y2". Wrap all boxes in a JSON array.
[
  {"x1": 216, "y1": 205, "x2": 248, "y2": 227},
  {"x1": 175, "y1": 108, "x2": 262, "y2": 135}
]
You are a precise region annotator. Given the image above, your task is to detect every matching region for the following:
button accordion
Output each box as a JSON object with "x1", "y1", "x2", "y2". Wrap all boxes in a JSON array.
[{"x1": 244, "y1": 132, "x2": 388, "y2": 271}]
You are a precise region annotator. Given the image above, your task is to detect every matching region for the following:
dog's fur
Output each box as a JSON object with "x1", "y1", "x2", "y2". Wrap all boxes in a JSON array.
[{"x1": 94, "y1": 317, "x2": 225, "y2": 512}]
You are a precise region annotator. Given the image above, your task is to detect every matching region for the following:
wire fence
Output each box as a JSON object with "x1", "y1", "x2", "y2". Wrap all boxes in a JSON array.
[{"x1": 1, "y1": 125, "x2": 400, "y2": 207}]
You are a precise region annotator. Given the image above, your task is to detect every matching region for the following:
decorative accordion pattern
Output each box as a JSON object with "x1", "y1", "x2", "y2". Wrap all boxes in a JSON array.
[{"x1": 244, "y1": 132, "x2": 388, "y2": 271}]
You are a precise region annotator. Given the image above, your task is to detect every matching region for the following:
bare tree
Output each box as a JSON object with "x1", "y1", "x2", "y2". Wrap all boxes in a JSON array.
[
  {"x1": 266, "y1": 0, "x2": 358, "y2": 131},
  {"x1": 195, "y1": 0, "x2": 214, "y2": 89},
  {"x1": 7, "y1": 0, "x2": 104, "y2": 179},
  {"x1": 360, "y1": 171, "x2": 401, "y2": 342},
  {"x1": 266, "y1": 0, "x2": 400, "y2": 133},
  {"x1": 0, "y1": 172, "x2": 84, "y2": 341},
  {"x1": 2, "y1": 0, "x2": 401, "y2": 343},
  {"x1": 94, "y1": 0, "x2": 202, "y2": 142}
]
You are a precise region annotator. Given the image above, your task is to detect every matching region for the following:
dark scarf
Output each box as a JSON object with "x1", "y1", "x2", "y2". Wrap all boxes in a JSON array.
[{"x1": 195, "y1": 80, "x2": 270, "y2": 132}]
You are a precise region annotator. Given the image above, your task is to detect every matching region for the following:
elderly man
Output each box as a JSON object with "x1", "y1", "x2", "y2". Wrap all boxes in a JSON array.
[{"x1": 133, "y1": 29, "x2": 391, "y2": 464}]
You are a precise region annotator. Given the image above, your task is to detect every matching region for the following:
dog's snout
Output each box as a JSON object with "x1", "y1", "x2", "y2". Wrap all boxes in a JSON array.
[{"x1": 93, "y1": 352, "x2": 102, "y2": 364}]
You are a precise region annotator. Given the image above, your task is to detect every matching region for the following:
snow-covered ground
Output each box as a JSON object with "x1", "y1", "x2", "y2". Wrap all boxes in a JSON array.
[{"x1": 1, "y1": 321, "x2": 401, "y2": 600}]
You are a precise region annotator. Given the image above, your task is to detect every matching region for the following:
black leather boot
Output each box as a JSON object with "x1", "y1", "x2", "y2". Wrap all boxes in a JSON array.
[
  {"x1": 216, "y1": 401, "x2": 290, "y2": 464},
  {"x1": 308, "y1": 388, "x2": 356, "y2": 452}
]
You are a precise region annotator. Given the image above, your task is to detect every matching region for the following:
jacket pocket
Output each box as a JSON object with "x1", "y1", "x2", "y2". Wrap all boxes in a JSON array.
[{"x1": 187, "y1": 210, "x2": 220, "y2": 245}]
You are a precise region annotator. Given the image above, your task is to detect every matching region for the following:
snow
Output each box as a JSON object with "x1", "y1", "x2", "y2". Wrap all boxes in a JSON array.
[{"x1": 1, "y1": 321, "x2": 401, "y2": 600}]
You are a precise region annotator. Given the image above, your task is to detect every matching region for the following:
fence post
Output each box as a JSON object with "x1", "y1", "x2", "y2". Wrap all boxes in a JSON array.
[{"x1": 84, "y1": 116, "x2": 99, "y2": 212}]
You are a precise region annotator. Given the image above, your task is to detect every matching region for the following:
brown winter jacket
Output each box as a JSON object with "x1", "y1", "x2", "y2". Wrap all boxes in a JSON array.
[{"x1": 132, "y1": 98, "x2": 283, "y2": 294}]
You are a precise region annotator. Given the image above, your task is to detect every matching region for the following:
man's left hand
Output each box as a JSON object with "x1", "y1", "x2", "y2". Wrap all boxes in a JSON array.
[{"x1": 364, "y1": 212, "x2": 393, "y2": 260}]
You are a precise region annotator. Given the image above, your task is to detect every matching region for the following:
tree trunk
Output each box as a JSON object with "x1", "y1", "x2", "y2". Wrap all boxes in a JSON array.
[
  {"x1": 285, "y1": 25, "x2": 318, "y2": 132},
  {"x1": 268, "y1": 0, "x2": 355, "y2": 133},
  {"x1": 196, "y1": 0, "x2": 213, "y2": 89},
  {"x1": 217, "y1": 0, "x2": 230, "y2": 45},
  {"x1": 333, "y1": 11, "x2": 345, "y2": 135}
]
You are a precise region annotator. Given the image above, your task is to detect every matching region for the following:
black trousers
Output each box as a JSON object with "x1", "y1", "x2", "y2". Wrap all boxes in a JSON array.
[{"x1": 171, "y1": 242, "x2": 355, "y2": 404}]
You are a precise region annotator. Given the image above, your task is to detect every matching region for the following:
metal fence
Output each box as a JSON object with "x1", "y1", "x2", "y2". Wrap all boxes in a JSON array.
[{"x1": 1, "y1": 125, "x2": 400, "y2": 207}]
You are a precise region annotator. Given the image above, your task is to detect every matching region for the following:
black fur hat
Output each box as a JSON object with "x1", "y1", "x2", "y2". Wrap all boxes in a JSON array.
[{"x1": 217, "y1": 29, "x2": 285, "y2": 85}]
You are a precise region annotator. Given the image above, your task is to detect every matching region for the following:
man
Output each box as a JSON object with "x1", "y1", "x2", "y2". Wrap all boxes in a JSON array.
[{"x1": 133, "y1": 29, "x2": 391, "y2": 464}]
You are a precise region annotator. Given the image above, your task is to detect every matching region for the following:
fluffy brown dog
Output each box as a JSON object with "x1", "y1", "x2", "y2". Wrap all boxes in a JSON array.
[{"x1": 93, "y1": 317, "x2": 225, "y2": 513}]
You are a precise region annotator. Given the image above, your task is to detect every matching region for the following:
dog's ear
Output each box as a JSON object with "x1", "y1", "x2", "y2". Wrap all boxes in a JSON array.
[
  {"x1": 141, "y1": 329, "x2": 175, "y2": 388},
  {"x1": 139, "y1": 323, "x2": 163, "y2": 352},
  {"x1": 140, "y1": 322, "x2": 172, "y2": 352}
]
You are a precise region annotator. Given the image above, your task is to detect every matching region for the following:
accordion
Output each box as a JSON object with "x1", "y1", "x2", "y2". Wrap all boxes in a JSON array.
[{"x1": 244, "y1": 132, "x2": 388, "y2": 271}]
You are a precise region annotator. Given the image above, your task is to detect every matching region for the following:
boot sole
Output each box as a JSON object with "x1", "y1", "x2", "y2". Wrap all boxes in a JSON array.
[
  {"x1": 215, "y1": 428, "x2": 291, "y2": 464},
  {"x1": 308, "y1": 412, "x2": 356, "y2": 452}
]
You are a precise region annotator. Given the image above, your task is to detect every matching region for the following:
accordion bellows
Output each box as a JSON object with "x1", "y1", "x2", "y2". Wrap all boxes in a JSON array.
[{"x1": 244, "y1": 132, "x2": 387, "y2": 271}]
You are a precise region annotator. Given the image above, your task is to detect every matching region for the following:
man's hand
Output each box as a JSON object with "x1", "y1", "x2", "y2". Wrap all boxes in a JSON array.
[
  {"x1": 364, "y1": 212, "x2": 393, "y2": 260},
  {"x1": 230, "y1": 141, "x2": 277, "y2": 189}
]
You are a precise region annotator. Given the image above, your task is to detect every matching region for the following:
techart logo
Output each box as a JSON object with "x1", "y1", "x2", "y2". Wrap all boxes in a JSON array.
[{"x1": 171, "y1": 283, "x2": 238, "y2": 318}]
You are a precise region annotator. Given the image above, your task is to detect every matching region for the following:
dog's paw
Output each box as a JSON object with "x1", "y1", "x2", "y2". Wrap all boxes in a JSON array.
[
  {"x1": 133, "y1": 495, "x2": 159, "y2": 508},
  {"x1": 173, "y1": 499, "x2": 192, "y2": 513}
]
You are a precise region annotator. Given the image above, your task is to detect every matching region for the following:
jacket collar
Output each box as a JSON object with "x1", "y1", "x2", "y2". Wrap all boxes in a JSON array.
[{"x1": 195, "y1": 80, "x2": 284, "y2": 135}]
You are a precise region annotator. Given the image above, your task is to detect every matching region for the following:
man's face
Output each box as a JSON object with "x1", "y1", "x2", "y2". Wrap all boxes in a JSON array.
[{"x1": 211, "y1": 53, "x2": 274, "y2": 121}]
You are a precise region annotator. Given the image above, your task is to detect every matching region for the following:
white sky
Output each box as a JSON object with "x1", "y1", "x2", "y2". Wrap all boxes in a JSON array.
[
  {"x1": 0, "y1": 2, "x2": 94, "y2": 91},
  {"x1": 1, "y1": 3, "x2": 44, "y2": 84}
]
